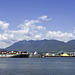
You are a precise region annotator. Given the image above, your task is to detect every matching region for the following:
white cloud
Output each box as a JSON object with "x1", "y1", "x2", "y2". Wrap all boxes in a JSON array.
[
  {"x1": 0, "y1": 21, "x2": 9, "y2": 30},
  {"x1": 73, "y1": 28, "x2": 75, "y2": 33},
  {"x1": 35, "y1": 35, "x2": 41, "y2": 39},
  {"x1": 37, "y1": 26, "x2": 46, "y2": 30},
  {"x1": 24, "y1": 20, "x2": 41, "y2": 26},
  {"x1": 18, "y1": 18, "x2": 46, "y2": 39},
  {"x1": 0, "y1": 16, "x2": 47, "y2": 48},
  {"x1": 39, "y1": 15, "x2": 51, "y2": 21},
  {"x1": 0, "y1": 41, "x2": 10, "y2": 48},
  {"x1": 46, "y1": 31, "x2": 75, "y2": 42}
]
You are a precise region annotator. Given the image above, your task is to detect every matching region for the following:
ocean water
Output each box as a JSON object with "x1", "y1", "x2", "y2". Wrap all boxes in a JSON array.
[{"x1": 0, "y1": 57, "x2": 75, "y2": 75}]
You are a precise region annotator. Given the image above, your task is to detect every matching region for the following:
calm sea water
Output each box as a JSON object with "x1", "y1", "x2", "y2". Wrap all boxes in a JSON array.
[{"x1": 0, "y1": 57, "x2": 75, "y2": 75}]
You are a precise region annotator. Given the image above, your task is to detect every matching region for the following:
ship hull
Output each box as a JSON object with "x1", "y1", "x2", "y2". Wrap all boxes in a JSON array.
[{"x1": 0, "y1": 54, "x2": 29, "y2": 58}]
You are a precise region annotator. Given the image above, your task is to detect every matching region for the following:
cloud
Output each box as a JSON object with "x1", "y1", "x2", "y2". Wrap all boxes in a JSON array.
[
  {"x1": 0, "y1": 21, "x2": 9, "y2": 30},
  {"x1": 18, "y1": 18, "x2": 46, "y2": 36},
  {"x1": 0, "y1": 41, "x2": 10, "y2": 48},
  {"x1": 17, "y1": 18, "x2": 46, "y2": 40},
  {"x1": 35, "y1": 34, "x2": 44, "y2": 40},
  {"x1": 46, "y1": 31, "x2": 75, "y2": 42},
  {"x1": 73, "y1": 28, "x2": 75, "y2": 33},
  {"x1": 37, "y1": 26, "x2": 46, "y2": 30},
  {"x1": 39, "y1": 15, "x2": 51, "y2": 21},
  {"x1": 0, "y1": 16, "x2": 47, "y2": 48},
  {"x1": 19, "y1": 19, "x2": 45, "y2": 31},
  {"x1": 24, "y1": 20, "x2": 41, "y2": 26}
]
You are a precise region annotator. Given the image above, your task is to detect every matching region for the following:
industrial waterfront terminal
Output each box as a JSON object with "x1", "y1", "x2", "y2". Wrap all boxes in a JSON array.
[{"x1": 0, "y1": 50, "x2": 75, "y2": 58}]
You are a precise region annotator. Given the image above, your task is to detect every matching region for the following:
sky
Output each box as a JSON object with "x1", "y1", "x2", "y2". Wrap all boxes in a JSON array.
[{"x1": 0, "y1": 0, "x2": 75, "y2": 48}]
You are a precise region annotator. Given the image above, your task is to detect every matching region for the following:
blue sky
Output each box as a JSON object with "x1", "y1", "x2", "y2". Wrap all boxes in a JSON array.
[
  {"x1": 0, "y1": 0, "x2": 75, "y2": 48},
  {"x1": 0, "y1": 0, "x2": 75, "y2": 31}
]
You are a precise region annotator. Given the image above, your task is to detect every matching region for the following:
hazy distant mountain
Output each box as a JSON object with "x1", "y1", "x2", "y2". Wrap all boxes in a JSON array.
[
  {"x1": 5, "y1": 39, "x2": 75, "y2": 52},
  {"x1": 0, "y1": 49, "x2": 7, "y2": 51},
  {"x1": 67, "y1": 40, "x2": 75, "y2": 46}
]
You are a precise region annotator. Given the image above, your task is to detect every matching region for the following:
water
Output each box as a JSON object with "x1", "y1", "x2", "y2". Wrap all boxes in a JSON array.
[{"x1": 0, "y1": 57, "x2": 75, "y2": 75}]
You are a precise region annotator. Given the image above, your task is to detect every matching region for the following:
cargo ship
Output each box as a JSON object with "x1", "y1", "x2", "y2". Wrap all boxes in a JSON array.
[{"x1": 0, "y1": 50, "x2": 29, "y2": 58}]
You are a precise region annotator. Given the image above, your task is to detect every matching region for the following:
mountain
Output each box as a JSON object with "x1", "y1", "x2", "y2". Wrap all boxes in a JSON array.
[
  {"x1": 0, "y1": 49, "x2": 7, "y2": 51},
  {"x1": 67, "y1": 40, "x2": 75, "y2": 46},
  {"x1": 5, "y1": 39, "x2": 75, "y2": 52}
]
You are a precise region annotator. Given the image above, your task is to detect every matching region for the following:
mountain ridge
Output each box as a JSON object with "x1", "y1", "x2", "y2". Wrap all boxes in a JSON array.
[
  {"x1": 5, "y1": 39, "x2": 75, "y2": 52},
  {"x1": 67, "y1": 40, "x2": 75, "y2": 46}
]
